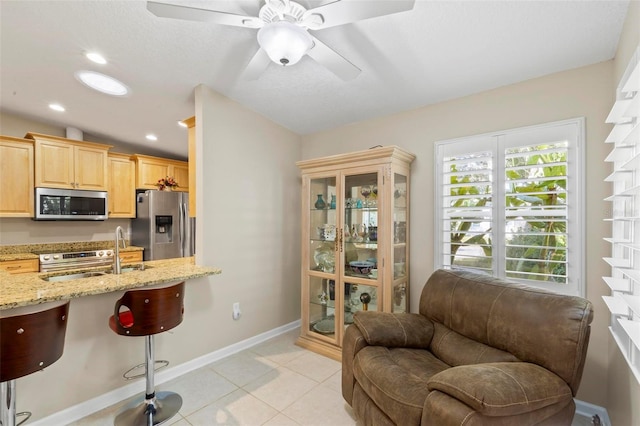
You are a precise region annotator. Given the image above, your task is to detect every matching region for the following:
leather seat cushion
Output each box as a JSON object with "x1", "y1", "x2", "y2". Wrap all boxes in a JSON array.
[{"x1": 353, "y1": 346, "x2": 450, "y2": 425}]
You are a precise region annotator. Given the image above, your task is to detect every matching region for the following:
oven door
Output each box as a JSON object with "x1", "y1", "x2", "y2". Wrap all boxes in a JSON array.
[{"x1": 35, "y1": 188, "x2": 108, "y2": 220}]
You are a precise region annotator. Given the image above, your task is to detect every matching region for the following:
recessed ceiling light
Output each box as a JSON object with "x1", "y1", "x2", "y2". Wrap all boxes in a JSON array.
[
  {"x1": 178, "y1": 121, "x2": 188, "y2": 128},
  {"x1": 85, "y1": 52, "x2": 107, "y2": 65},
  {"x1": 74, "y1": 70, "x2": 129, "y2": 96},
  {"x1": 49, "y1": 103, "x2": 65, "y2": 112},
  {"x1": 146, "y1": 134, "x2": 158, "y2": 141}
]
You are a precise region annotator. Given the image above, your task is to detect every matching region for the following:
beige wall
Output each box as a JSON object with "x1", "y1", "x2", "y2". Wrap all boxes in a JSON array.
[
  {"x1": 193, "y1": 84, "x2": 302, "y2": 345},
  {"x1": 607, "y1": 2, "x2": 640, "y2": 425},
  {"x1": 301, "y1": 61, "x2": 614, "y2": 407}
]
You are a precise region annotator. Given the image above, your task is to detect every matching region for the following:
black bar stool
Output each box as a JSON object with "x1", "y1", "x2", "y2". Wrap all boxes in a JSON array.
[
  {"x1": 1, "y1": 301, "x2": 70, "y2": 426},
  {"x1": 109, "y1": 282, "x2": 185, "y2": 426}
]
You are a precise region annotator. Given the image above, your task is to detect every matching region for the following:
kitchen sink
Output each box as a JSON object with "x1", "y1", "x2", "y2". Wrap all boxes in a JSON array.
[
  {"x1": 43, "y1": 271, "x2": 107, "y2": 282},
  {"x1": 42, "y1": 264, "x2": 151, "y2": 281}
]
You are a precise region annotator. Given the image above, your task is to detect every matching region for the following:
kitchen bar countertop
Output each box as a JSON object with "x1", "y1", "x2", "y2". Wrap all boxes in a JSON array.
[{"x1": 0, "y1": 257, "x2": 221, "y2": 310}]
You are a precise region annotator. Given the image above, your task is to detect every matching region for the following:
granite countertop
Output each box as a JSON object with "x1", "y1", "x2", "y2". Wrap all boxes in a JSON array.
[{"x1": 0, "y1": 257, "x2": 221, "y2": 310}]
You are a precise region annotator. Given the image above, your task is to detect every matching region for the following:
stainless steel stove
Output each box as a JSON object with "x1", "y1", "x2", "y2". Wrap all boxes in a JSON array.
[{"x1": 36, "y1": 249, "x2": 114, "y2": 272}]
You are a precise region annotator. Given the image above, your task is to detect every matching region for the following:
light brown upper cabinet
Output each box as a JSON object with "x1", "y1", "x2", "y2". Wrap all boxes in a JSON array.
[
  {"x1": 0, "y1": 136, "x2": 34, "y2": 217},
  {"x1": 107, "y1": 153, "x2": 136, "y2": 218},
  {"x1": 133, "y1": 154, "x2": 189, "y2": 192},
  {"x1": 26, "y1": 133, "x2": 111, "y2": 191}
]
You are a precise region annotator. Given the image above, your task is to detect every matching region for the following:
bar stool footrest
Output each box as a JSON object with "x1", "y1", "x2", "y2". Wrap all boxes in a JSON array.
[
  {"x1": 123, "y1": 360, "x2": 170, "y2": 380},
  {"x1": 16, "y1": 411, "x2": 32, "y2": 426}
]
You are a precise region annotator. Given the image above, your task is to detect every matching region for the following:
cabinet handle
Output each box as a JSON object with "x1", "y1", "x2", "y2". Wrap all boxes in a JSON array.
[
  {"x1": 6, "y1": 265, "x2": 21, "y2": 270},
  {"x1": 339, "y1": 229, "x2": 343, "y2": 252}
]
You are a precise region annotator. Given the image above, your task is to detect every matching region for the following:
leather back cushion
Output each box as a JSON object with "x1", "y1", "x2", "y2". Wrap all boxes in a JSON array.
[
  {"x1": 429, "y1": 322, "x2": 519, "y2": 366},
  {"x1": 419, "y1": 269, "x2": 593, "y2": 394}
]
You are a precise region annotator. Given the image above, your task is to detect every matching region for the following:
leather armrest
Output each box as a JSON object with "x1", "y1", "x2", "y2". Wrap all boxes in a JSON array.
[
  {"x1": 427, "y1": 362, "x2": 573, "y2": 417},
  {"x1": 353, "y1": 311, "x2": 434, "y2": 348}
]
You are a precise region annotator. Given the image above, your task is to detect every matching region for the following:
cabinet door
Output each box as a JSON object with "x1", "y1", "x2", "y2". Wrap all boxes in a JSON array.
[
  {"x1": 0, "y1": 138, "x2": 34, "y2": 217},
  {"x1": 35, "y1": 140, "x2": 74, "y2": 188},
  {"x1": 75, "y1": 145, "x2": 108, "y2": 190},
  {"x1": 303, "y1": 174, "x2": 340, "y2": 346},
  {"x1": 390, "y1": 172, "x2": 409, "y2": 313},
  {"x1": 108, "y1": 154, "x2": 136, "y2": 218},
  {"x1": 340, "y1": 169, "x2": 382, "y2": 334},
  {"x1": 171, "y1": 162, "x2": 189, "y2": 192},
  {"x1": 121, "y1": 251, "x2": 143, "y2": 264},
  {"x1": 137, "y1": 158, "x2": 170, "y2": 189}
]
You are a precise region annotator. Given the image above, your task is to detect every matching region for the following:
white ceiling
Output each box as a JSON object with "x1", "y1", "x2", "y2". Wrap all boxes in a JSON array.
[{"x1": 0, "y1": 0, "x2": 630, "y2": 159}]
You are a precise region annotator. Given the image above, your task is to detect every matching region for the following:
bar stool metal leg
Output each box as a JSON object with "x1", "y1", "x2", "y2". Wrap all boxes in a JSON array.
[
  {"x1": 114, "y1": 335, "x2": 182, "y2": 426},
  {"x1": 1, "y1": 380, "x2": 32, "y2": 426}
]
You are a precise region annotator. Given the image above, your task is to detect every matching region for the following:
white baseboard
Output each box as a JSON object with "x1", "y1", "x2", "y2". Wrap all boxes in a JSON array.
[
  {"x1": 30, "y1": 320, "x2": 301, "y2": 426},
  {"x1": 575, "y1": 399, "x2": 611, "y2": 426}
]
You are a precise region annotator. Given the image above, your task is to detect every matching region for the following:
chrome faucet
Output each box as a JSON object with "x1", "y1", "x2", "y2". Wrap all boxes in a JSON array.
[{"x1": 114, "y1": 226, "x2": 126, "y2": 274}]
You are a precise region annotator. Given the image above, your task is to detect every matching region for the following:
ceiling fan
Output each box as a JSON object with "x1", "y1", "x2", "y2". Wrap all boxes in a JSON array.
[{"x1": 147, "y1": 0, "x2": 416, "y2": 80}]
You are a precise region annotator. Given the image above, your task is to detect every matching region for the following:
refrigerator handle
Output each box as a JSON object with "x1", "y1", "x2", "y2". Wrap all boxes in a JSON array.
[{"x1": 179, "y1": 202, "x2": 185, "y2": 257}]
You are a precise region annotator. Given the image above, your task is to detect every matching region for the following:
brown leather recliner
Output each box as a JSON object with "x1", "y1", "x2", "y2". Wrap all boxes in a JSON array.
[{"x1": 342, "y1": 269, "x2": 594, "y2": 425}]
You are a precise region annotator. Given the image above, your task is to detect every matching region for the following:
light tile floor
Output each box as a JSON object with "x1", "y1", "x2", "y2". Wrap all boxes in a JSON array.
[
  {"x1": 69, "y1": 328, "x2": 357, "y2": 426},
  {"x1": 70, "y1": 328, "x2": 595, "y2": 426}
]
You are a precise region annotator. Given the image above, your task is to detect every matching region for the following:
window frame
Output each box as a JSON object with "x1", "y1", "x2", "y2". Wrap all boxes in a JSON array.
[{"x1": 434, "y1": 117, "x2": 586, "y2": 297}]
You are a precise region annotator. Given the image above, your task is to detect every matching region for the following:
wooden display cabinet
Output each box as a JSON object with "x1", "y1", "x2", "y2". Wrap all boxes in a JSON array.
[{"x1": 296, "y1": 146, "x2": 414, "y2": 360}]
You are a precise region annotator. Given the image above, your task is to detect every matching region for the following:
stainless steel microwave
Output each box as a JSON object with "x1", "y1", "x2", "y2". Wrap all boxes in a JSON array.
[{"x1": 34, "y1": 188, "x2": 108, "y2": 220}]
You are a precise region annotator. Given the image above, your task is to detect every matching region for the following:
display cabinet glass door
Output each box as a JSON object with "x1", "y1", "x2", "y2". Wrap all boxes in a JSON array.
[
  {"x1": 308, "y1": 176, "x2": 339, "y2": 342},
  {"x1": 391, "y1": 173, "x2": 408, "y2": 313},
  {"x1": 341, "y1": 171, "x2": 381, "y2": 331}
]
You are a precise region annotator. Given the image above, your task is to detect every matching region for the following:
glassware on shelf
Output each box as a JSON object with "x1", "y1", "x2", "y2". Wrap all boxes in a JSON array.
[
  {"x1": 314, "y1": 243, "x2": 335, "y2": 273},
  {"x1": 315, "y1": 194, "x2": 326, "y2": 209},
  {"x1": 360, "y1": 185, "x2": 372, "y2": 207},
  {"x1": 330, "y1": 194, "x2": 336, "y2": 209}
]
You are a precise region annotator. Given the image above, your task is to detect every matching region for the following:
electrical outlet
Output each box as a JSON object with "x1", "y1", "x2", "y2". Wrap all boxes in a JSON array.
[{"x1": 232, "y1": 302, "x2": 241, "y2": 320}]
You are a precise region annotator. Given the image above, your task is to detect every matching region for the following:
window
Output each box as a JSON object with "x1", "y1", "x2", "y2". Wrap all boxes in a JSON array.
[{"x1": 435, "y1": 118, "x2": 585, "y2": 296}]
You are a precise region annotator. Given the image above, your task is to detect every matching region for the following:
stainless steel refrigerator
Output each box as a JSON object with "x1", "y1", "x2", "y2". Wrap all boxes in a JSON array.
[{"x1": 131, "y1": 190, "x2": 195, "y2": 260}]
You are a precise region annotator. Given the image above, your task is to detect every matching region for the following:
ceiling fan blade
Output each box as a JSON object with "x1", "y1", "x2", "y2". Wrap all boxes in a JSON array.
[
  {"x1": 147, "y1": 1, "x2": 263, "y2": 28},
  {"x1": 241, "y1": 48, "x2": 272, "y2": 80},
  {"x1": 303, "y1": 0, "x2": 415, "y2": 30},
  {"x1": 307, "y1": 36, "x2": 361, "y2": 81}
]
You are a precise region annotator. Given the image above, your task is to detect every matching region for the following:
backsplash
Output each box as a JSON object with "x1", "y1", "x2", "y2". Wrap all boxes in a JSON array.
[
  {"x1": 0, "y1": 218, "x2": 131, "y2": 246},
  {"x1": 0, "y1": 240, "x2": 133, "y2": 255}
]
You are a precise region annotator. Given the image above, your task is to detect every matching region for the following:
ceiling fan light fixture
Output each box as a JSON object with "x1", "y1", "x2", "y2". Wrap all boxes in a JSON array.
[{"x1": 257, "y1": 21, "x2": 313, "y2": 66}]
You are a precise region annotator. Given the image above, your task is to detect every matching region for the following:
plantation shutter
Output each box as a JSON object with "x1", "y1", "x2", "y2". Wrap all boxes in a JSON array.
[
  {"x1": 439, "y1": 137, "x2": 495, "y2": 273},
  {"x1": 435, "y1": 119, "x2": 584, "y2": 296},
  {"x1": 602, "y1": 46, "x2": 640, "y2": 383}
]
